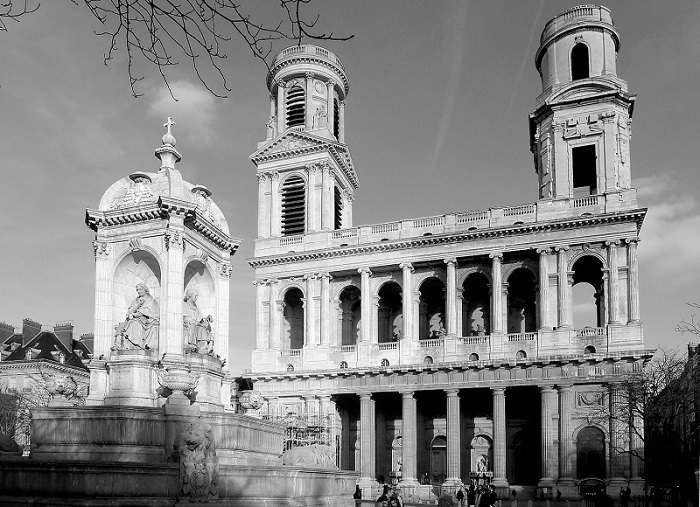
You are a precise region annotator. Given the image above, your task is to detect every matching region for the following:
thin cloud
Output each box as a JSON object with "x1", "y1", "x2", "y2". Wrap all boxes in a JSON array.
[{"x1": 148, "y1": 80, "x2": 218, "y2": 146}]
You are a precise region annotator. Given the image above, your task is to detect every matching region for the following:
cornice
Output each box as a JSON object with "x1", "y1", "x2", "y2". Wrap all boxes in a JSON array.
[
  {"x1": 248, "y1": 208, "x2": 646, "y2": 268},
  {"x1": 0, "y1": 359, "x2": 90, "y2": 377},
  {"x1": 266, "y1": 57, "x2": 349, "y2": 96}
]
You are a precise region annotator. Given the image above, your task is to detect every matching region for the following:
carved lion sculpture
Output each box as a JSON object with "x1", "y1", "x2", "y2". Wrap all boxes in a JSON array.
[
  {"x1": 173, "y1": 423, "x2": 216, "y2": 461},
  {"x1": 174, "y1": 423, "x2": 218, "y2": 501},
  {"x1": 282, "y1": 444, "x2": 337, "y2": 469},
  {"x1": 0, "y1": 434, "x2": 21, "y2": 455}
]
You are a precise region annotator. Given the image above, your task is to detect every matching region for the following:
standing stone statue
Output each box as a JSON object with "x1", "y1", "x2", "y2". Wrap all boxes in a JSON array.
[
  {"x1": 113, "y1": 283, "x2": 159, "y2": 351},
  {"x1": 183, "y1": 289, "x2": 215, "y2": 355}
]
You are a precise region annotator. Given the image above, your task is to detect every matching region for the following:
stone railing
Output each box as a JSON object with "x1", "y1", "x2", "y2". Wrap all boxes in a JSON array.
[
  {"x1": 279, "y1": 235, "x2": 303, "y2": 246},
  {"x1": 272, "y1": 44, "x2": 345, "y2": 71},
  {"x1": 576, "y1": 327, "x2": 606, "y2": 337},
  {"x1": 281, "y1": 349, "x2": 302, "y2": 357},
  {"x1": 507, "y1": 332, "x2": 537, "y2": 342},
  {"x1": 458, "y1": 336, "x2": 489, "y2": 345},
  {"x1": 540, "y1": 5, "x2": 613, "y2": 44},
  {"x1": 419, "y1": 339, "x2": 444, "y2": 348},
  {"x1": 376, "y1": 342, "x2": 398, "y2": 351}
]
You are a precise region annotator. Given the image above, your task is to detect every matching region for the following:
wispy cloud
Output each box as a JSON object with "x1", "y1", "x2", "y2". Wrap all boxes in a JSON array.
[
  {"x1": 148, "y1": 80, "x2": 218, "y2": 145},
  {"x1": 507, "y1": 0, "x2": 546, "y2": 114}
]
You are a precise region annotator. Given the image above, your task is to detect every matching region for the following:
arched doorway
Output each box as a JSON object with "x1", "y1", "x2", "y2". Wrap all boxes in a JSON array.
[
  {"x1": 282, "y1": 288, "x2": 304, "y2": 350},
  {"x1": 419, "y1": 278, "x2": 446, "y2": 340},
  {"x1": 462, "y1": 272, "x2": 490, "y2": 336},
  {"x1": 430, "y1": 435, "x2": 447, "y2": 485},
  {"x1": 378, "y1": 282, "x2": 402, "y2": 343},
  {"x1": 506, "y1": 268, "x2": 536, "y2": 333},
  {"x1": 338, "y1": 286, "x2": 361, "y2": 346},
  {"x1": 577, "y1": 426, "x2": 606, "y2": 479},
  {"x1": 572, "y1": 256, "x2": 605, "y2": 329}
]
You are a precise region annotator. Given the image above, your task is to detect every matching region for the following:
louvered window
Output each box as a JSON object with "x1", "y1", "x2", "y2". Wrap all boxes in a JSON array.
[
  {"x1": 333, "y1": 98, "x2": 340, "y2": 138},
  {"x1": 281, "y1": 175, "x2": 306, "y2": 235},
  {"x1": 286, "y1": 86, "x2": 305, "y2": 127},
  {"x1": 334, "y1": 186, "x2": 343, "y2": 230}
]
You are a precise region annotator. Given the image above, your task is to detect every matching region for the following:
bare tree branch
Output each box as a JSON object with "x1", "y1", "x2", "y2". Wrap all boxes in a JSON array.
[{"x1": 1, "y1": 0, "x2": 353, "y2": 98}]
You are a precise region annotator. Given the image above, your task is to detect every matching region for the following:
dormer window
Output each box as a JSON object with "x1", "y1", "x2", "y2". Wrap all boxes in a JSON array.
[
  {"x1": 25, "y1": 349, "x2": 32, "y2": 360},
  {"x1": 571, "y1": 43, "x2": 590, "y2": 80}
]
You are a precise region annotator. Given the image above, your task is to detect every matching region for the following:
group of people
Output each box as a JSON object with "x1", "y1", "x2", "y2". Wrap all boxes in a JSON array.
[
  {"x1": 457, "y1": 483, "x2": 498, "y2": 507},
  {"x1": 375, "y1": 485, "x2": 404, "y2": 507}
]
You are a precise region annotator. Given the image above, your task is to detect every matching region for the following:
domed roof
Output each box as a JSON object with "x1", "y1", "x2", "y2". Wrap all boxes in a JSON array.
[{"x1": 95, "y1": 118, "x2": 229, "y2": 235}]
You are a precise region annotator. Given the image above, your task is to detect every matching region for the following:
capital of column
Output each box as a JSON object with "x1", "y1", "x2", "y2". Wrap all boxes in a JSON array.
[
  {"x1": 359, "y1": 392, "x2": 373, "y2": 402},
  {"x1": 605, "y1": 239, "x2": 621, "y2": 248},
  {"x1": 400, "y1": 390, "x2": 415, "y2": 400},
  {"x1": 492, "y1": 386, "x2": 506, "y2": 396},
  {"x1": 270, "y1": 170, "x2": 280, "y2": 181},
  {"x1": 539, "y1": 384, "x2": 555, "y2": 393},
  {"x1": 305, "y1": 162, "x2": 319, "y2": 176},
  {"x1": 624, "y1": 238, "x2": 640, "y2": 245},
  {"x1": 305, "y1": 72, "x2": 314, "y2": 81},
  {"x1": 400, "y1": 262, "x2": 414, "y2": 272},
  {"x1": 326, "y1": 79, "x2": 336, "y2": 90},
  {"x1": 256, "y1": 171, "x2": 270, "y2": 183},
  {"x1": 358, "y1": 267, "x2": 372, "y2": 276},
  {"x1": 536, "y1": 246, "x2": 551, "y2": 255},
  {"x1": 445, "y1": 389, "x2": 460, "y2": 397},
  {"x1": 489, "y1": 252, "x2": 503, "y2": 261},
  {"x1": 444, "y1": 258, "x2": 458, "y2": 267},
  {"x1": 557, "y1": 383, "x2": 574, "y2": 392},
  {"x1": 319, "y1": 272, "x2": 332, "y2": 281},
  {"x1": 554, "y1": 245, "x2": 570, "y2": 253}
]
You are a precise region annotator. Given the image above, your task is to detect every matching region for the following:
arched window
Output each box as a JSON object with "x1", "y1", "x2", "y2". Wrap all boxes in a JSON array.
[
  {"x1": 333, "y1": 97, "x2": 340, "y2": 138},
  {"x1": 378, "y1": 282, "x2": 403, "y2": 343},
  {"x1": 424, "y1": 356, "x2": 434, "y2": 364},
  {"x1": 334, "y1": 186, "x2": 343, "y2": 230},
  {"x1": 381, "y1": 358, "x2": 390, "y2": 367},
  {"x1": 286, "y1": 85, "x2": 305, "y2": 127},
  {"x1": 339, "y1": 361, "x2": 348, "y2": 369},
  {"x1": 469, "y1": 353, "x2": 479, "y2": 362},
  {"x1": 283, "y1": 288, "x2": 304, "y2": 349},
  {"x1": 571, "y1": 43, "x2": 590, "y2": 80},
  {"x1": 420, "y1": 278, "x2": 446, "y2": 340},
  {"x1": 339, "y1": 286, "x2": 361, "y2": 345},
  {"x1": 462, "y1": 272, "x2": 490, "y2": 336},
  {"x1": 516, "y1": 350, "x2": 527, "y2": 360},
  {"x1": 572, "y1": 256, "x2": 605, "y2": 329},
  {"x1": 281, "y1": 175, "x2": 306, "y2": 235},
  {"x1": 577, "y1": 427, "x2": 606, "y2": 478},
  {"x1": 286, "y1": 364, "x2": 294, "y2": 372},
  {"x1": 584, "y1": 345, "x2": 596, "y2": 354},
  {"x1": 507, "y1": 269, "x2": 536, "y2": 334},
  {"x1": 430, "y1": 436, "x2": 447, "y2": 485}
]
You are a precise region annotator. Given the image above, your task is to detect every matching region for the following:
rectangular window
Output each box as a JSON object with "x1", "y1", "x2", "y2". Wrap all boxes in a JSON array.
[{"x1": 572, "y1": 145, "x2": 597, "y2": 197}]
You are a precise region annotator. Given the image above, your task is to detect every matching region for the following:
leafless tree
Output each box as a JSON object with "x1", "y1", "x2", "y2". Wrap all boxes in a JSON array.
[{"x1": 1, "y1": 0, "x2": 353, "y2": 97}]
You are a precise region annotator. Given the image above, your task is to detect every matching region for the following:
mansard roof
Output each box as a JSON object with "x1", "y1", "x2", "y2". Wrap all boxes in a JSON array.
[
  {"x1": 250, "y1": 130, "x2": 359, "y2": 189},
  {"x1": 2, "y1": 331, "x2": 89, "y2": 371}
]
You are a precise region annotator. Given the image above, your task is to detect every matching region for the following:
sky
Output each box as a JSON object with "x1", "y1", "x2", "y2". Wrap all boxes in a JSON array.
[{"x1": 1, "y1": 1, "x2": 699, "y2": 374}]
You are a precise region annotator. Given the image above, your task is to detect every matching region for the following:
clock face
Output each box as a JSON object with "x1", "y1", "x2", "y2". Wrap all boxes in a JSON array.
[{"x1": 314, "y1": 80, "x2": 326, "y2": 94}]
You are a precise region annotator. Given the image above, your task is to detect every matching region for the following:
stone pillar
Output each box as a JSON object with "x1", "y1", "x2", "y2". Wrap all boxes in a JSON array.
[
  {"x1": 492, "y1": 387, "x2": 508, "y2": 487},
  {"x1": 305, "y1": 72, "x2": 314, "y2": 130},
  {"x1": 272, "y1": 301, "x2": 283, "y2": 350},
  {"x1": 339, "y1": 100, "x2": 346, "y2": 143},
  {"x1": 556, "y1": 247, "x2": 571, "y2": 328},
  {"x1": 305, "y1": 274, "x2": 317, "y2": 346},
  {"x1": 558, "y1": 384, "x2": 574, "y2": 481},
  {"x1": 445, "y1": 389, "x2": 461, "y2": 485},
  {"x1": 269, "y1": 93, "x2": 276, "y2": 132},
  {"x1": 92, "y1": 241, "x2": 113, "y2": 359},
  {"x1": 359, "y1": 393, "x2": 376, "y2": 483},
  {"x1": 606, "y1": 240, "x2": 621, "y2": 324},
  {"x1": 626, "y1": 239, "x2": 640, "y2": 323},
  {"x1": 537, "y1": 248, "x2": 551, "y2": 330},
  {"x1": 490, "y1": 253, "x2": 503, "y2": 334},
  {"x1": 371, "y1": 296, "x2": 380, "y2": 344},
  {"x1": 256, "y1": 172, "x2": 270, "y2": 238},
  {"x1": 276, "y1": 81, "x2": 285, "y2": 133},
  {"x1": 163, "y1": 220, "x2": 185, "y2": 355},
  {"x1": 321, "y1": 163, "x2": 332, "y2": 231},
  {"x1": 254, "y1": 279, "x2": 266, "y2": 349},
  {"x1": 327, "y1": 80, "x2": 335, "y2": 135},
  {"x1": 445, "y1": 258, "x2": 458, "y2": 336},
  {"x1": 400, "y1": 263, "x2": 414, "y2": 341},
  {"x1": 608, "y1": 383, "x2": 626, "y2": 479},
  {"x1": 539, "y1": 385, "x2": 556, "y2": 484},
  {"x1": 306, "y1": 164, "x2": 318, "y2": 232},
  {"x1": 359, "y1": 268, "x2": 372, "y2": 342},
  {"x1": 456, "y1": 292, "x2": 464, "y2": 337},
  {"x1": 270, "y1": 171, "x2": 280, "y2": 237},
  {"x1": 630, "y1": 404, "x2": 643, "y2": 479},
  {"x1": 320, "y1": 273, "x2": 331, "y2": 346},
  {"x1": 399, "y1": 391, "x2": 420, "y2": 487},
  {"x1": 269, "y1": 279, "x2": 279, "y2": 349},
  {"x1": 345, "y1": 192, "x2": 353, "y2": 227}
]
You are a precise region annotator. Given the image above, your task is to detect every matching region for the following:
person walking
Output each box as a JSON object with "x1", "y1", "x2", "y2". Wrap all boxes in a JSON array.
[
  {"x1": 457, "y1": 486, "x2": 465, "y2": 507},
  {"x1": 468, "y1": 484, "x2": 477, "y2": 507}
]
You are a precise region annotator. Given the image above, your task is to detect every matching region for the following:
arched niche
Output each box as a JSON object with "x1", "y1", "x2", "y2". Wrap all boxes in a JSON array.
[
  {"x1": 184, "y1": 260, "x2": 216, "y2": 324},
  {"x1": 112, "y1": 251, "x2": 162, "y2": 331}
]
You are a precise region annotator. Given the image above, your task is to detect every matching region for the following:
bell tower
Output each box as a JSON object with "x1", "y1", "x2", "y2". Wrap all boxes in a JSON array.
[
  {"x1": 530, "y1": 6, "x2": 636, "y2": 208},
  {"x1": 251, "y1": 45, "x2": 358, "y2": 245}
]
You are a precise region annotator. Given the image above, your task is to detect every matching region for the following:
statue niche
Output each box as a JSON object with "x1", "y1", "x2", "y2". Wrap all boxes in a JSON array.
[
  {"x1": 183, "y1": 288, "x2": 215, "y2": 355},
  {"x1": 113, "y1": 282, "x2": 160, "y2": 351}
]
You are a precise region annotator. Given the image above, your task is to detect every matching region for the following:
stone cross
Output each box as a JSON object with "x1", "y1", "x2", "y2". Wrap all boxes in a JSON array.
[{"x1": 164, "y1": 117, "x2": 176, "y2": 135}]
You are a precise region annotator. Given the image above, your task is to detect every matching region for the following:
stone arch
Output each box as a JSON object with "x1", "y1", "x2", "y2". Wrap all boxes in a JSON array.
[
  {"x1": 470, "y1": 434, "x2": 493, "y2": 475},
  {"x1": 502, "y1": 261, "x2": 537, "y2": 282},
  {"x1": 430, "y1": 435, "x2": 447, "y2": 485},
  {"x1": 333, "y1": 279, "x2": 359, "y2": 300},
  {"x1": 572, "y1": 254, "x2": 605, "y2": 328},
  {"x1": 506, "y1": 268, "x2": 536, "y2": 333},
  {"x1": 469, "y1": 353, "x2": 479, "y2": 361},
  {"x1": 516, "y1": 350, "x2": 527, "y2": 360},
  {"x1": 391, "y1": 435, "x2": 403, "y2": 476},
  {"x1": 338, "y1": 285, "x2": 361, "y2": 346},
  {"x1": 282, "y1": 287, "x2": 304, "y2": 350},
  {"x1": 278, "y1": 170, "x2": 309, "y2": 188},
  {"x1": 377, "y1": 281, "x2": 402, "y2": 343},
  {"x1": 462, "y1": 271, "x2": 490, "y2": 336},
  {"x1": 575, "y1": 425, "x2": 606, "y2": 479},
  {"x1": 419, "y1": 277, "x2": 446, "y2": 340},
  {"x1": 457, "y1": 266, "x2": 492, "y2": 287},
  {"x1": 112, "y1": 250, "x2": 162, "y2": 336}
]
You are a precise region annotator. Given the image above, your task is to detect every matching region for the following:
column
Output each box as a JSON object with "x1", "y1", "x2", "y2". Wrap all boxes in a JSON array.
[
  {"x1": 400, "y1": 263, "x2": 414, "y2": 341},
  {"x1": 269, "y1": 279, "x2": 280, "y2": 349},
  {"x1": 254, "y1": 279, "x2": 266, "y2": 349},
  {"x1": 256, "y1": 172, "x2": 270, "y2": 238},
  {"x1": 456, "y1": 292, "x2": 464, "y2": 337},
  {"x1": 445, "y1": 389, "x2": 461, "y2": 485},
  {"x1": 305, "y1": 274, "x2": 317, "y2": 346},
  {"x1": 608, "y1": 383, "x2": 625, "y2": 479},
  {"x1": 606, "y1": 240, "x2": 621, "y2": 324},
  {"x1": 327, "y1": 80, "x2": 335, "y2": 135},
  {"x1": 537, "y1": 248, "x2": 551, "y2": 330},
  {"x1": 626, "y1": 239, "x2": 640, "y2": 323},
  {"x1": 399, "y1": 391, "x2": 419, "y2": 486},
  {"x1": 321, "y1": 163, "x2": 332, "y2": 230},
  {"x1": 630, "y1": 401, "x2": 643, "y2": 479},
  {"x1": 92, "y1": 241, "x2": 113, "y2": 359},
  {"x1": 339, "y1": 100, "x2": 346, "y2": 143},
  {"x1": 539, "y1": 385, "x2": 556, "y2": 483},
  {"x1": 445, "y1": 258, "x2": 458, "y2": 336},
  {"x1": 372, "y1": 295, "x2": 380, "y2": 344},
  {"x1": 490, "y1": 253, "x2": 503, "y2": 334},
  {"x1": 558, "y1": 384, "x2": 574, "y2": 481},
  {"x1": 320, "y1": 273, "x2": 331, "y2": 346},
  {"x1": 359, "y1": 393, "x2": 376, "y2": 482},
  {"x1": 345, "y1": 192, "x2": 354, "y2": 227},
  {"x1": 163, "y1": 219, "x2": 185, "y2": 355},
  {"x1": 359, "y1": 268, "x2": 372, "y2": 342},
  {"x1": 269, "y1": 93, "x2": 276, "y2": 123},
  {"x1": 305, "y1": 72, "x2": 314, "y2": 130},
  {"x1": 556, "y1": 246, "x2": 571, "y2": 328},
  {"x1": 492, "y1": 387, "x2": 507, "y2": 486},
  {"x1": 270, "y1": 171, "x2": 280, "y2": 236},
  {"x1": 276, "y1": 81, "x2": 285, "y2": 133},
  {"x1": 306, "y1": 164, "x2": 318, "y2": 232}
]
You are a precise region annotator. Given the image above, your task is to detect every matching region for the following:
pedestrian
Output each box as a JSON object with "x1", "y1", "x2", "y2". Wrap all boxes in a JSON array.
[
  {"x1": 389, "y1": 488, "x2": 404, "y2": 507},
  {"x1": 457, "y1": 486, "x2": 465, "y2": 506},
  {"x1": 354, "y1": 484, "x2": 362, "y2": 500},
  {"x1": 557, "y1": 490, "x2": 562, "y2": 502},
  {"x1": 488, "y1": 484, "x2": 498, "y2": 507},
  {"x1": 376, "y1": 485, "x2": 390, "y2": 507},
  {"x1": 468, "y1": 483, "x2": 476, "y2": 507}
]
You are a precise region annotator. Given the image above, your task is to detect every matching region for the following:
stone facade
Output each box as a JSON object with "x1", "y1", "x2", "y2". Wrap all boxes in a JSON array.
[{"x1": 245, "y1": 6, "x2": 651, "y2": 499}]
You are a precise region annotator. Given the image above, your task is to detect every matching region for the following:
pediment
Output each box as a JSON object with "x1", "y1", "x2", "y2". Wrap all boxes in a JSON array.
[{"x1": 547, "y1": 80, "x2": 626, "y2": 106}]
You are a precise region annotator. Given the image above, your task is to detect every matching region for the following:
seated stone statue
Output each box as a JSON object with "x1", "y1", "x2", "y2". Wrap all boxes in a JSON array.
[
  {"x1": 183, "y1": 289, "x2": 214, "y2": 355},
  {"x1": 113, "y1": 283, "x2": 159, "y2": 351}
]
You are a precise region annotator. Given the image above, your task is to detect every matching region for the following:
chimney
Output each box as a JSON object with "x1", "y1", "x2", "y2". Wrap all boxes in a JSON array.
[
  {"x1": 80, "y1": 333, "x2": 94, "y2": 354},
  {"x1": 54, "y1": 321, "x2": 74, "y2": 351},
  {"x1": 22, "y1": 318, "x2": 42, "y2": 346},
  {"x1": 0, "y1": 322, "x2": 15, "y2": 343}
]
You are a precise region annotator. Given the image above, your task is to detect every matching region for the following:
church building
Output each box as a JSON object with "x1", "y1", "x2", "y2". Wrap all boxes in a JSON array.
[{"x1": 244, "y1": 5, "x2": 651, "y2": 498}]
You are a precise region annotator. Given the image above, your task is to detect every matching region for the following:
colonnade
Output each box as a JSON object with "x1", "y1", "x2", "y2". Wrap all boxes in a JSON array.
[{"x1": 253, "y1": 240, "x2": 640, "y2": 351}]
